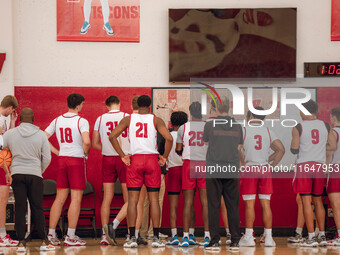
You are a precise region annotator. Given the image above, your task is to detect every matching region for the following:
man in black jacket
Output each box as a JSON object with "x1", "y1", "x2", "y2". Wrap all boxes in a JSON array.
[{"x1": 203, "y1": 98, "x2": 242, "y2": 251}]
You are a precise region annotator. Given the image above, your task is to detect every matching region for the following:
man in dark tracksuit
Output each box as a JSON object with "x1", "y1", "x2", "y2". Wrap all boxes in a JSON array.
[{"x1": 202, "y1": 98, "x2": 242, "y2": 251}]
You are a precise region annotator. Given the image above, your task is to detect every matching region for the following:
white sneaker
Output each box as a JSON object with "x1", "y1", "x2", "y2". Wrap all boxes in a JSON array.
[
  {"x1": 100, "y1": 234, "x2": 110, "y2": 245},
  {"x1": 239, "y1": 235, "x2": 255, "y2": 247},
  {"x1": 64, "y1": 235, "x2": 86, "y2": 246},
  {"x1": 264, "y1": 236, "x2": 276, "y2": 247},
  {"x1": 16, "y1": 242, "x2": 26, "y2": 252},
  {"x1": 300, "y1": 236, "x2": 318, "y2": 247},
  {"x1": 0, "y1": 234, "x2": 19, "y2": 247},
  {"x1": 152, "y1": 236, "x2": 165, "y2": 248},
  {"x1": 159, "y1": 233, "x2": 168, "y2": 239},
  {"x1": 47, "y1": 234, "x2": 61, "y2": 246},
  {"x1": 40, "y1": 241, "x2": 56, "y2": 251},
  {"x1": 328, "y1": 237, "x2": 340, "y2": 246},
  {"x1": 124, "y1": 236, "x2": 138, "y2": 248}
]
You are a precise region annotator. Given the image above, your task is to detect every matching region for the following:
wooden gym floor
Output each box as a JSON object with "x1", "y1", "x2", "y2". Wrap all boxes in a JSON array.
[{"x1": 1, "y1": 238, "x2": 340, "y2": 254}]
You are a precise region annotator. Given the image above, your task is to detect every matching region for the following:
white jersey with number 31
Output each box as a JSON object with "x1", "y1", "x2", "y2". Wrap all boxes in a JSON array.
[{"x1": 128, "y1": 113, "x2": 158, "y2": 155}]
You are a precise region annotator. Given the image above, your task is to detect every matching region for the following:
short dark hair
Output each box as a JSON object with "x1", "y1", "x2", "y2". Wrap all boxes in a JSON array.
[
  {"x1": 67, "y1": 93, "x2": 85, "y2": 109},
  {"x1": 331, "y1": 107, "x2": 340, "y2": 121},
  {"x1": 137, "y1": 95, "x2": 151, "y2": 108},
  {"x1": 189, "y1": 102, "x2": 202, "y2": 119},
  {"x1": 171, "y1": 111, "x2": 188, "y2": 127},
  {"x1": 211, "y1": 97, "x2": 229, "y2": 114},
  {"x1": 247, "y1": 106, "x2": 266, "y2": 120},
  {"x1": 1, "y1": 95, "x2": 18, "y2": 109},
  {"x1": 105, "y1": 96, "x2": 120, "y2": 107},
  {"x1": 132, "y1": 96, "x2": 139, "y2": 110},
  {"x1": 302, "y1": 100, "x2": 318, "y2": 115}
]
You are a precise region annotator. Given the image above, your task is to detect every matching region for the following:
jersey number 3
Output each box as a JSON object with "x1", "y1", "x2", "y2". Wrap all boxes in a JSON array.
[
  {"x1": 254, "y1": 135, "x2": 262, "y2": 150},
  {"x1": 136, "y1": 122, "x2": 148, "y2": 138},
  {"x1": 60, "y1": 128, "x2": 73, "y2": 143}
]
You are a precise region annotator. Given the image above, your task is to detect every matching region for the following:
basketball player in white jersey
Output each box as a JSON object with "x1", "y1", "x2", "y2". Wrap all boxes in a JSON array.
[
  {"x1": 108, "y1": 95, "x2": 173, "y2": 248},
  {"x1": 80, "y1": 0, "x2": 114, "y2": 35},
  {"x1": 176, "y1": 102, "x2": 210, "y2": 247},
  {"x1": 291, "y1": 100, "x2": 336, "y2": 247},
  {"x1": 92, "y1": 96, "x2": 129, "y2": 245},
  {"x1": 0, "y1": 95, "x2": 18, "y2": 247},
  {"x1": 166, "y1": 111, "x2": 188, "y2": 245},
  {"x1": 327, "y1": 107, "x2": 340, "y2": 246},
  {"x1": 239, "y1": 107, "x2": 285, "y2": 247},
  {"x1": 45, "y1": 93, "x2": 91, "y2": 246}
]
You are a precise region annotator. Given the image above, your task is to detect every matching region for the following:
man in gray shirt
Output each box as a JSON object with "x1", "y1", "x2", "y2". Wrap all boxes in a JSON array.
[{"x1": 3, "y1": 108, "x2": 54, "y2": 252}]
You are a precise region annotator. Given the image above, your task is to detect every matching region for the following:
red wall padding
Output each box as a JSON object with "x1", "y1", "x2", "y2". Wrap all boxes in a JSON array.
[{"x1": 14, "y1": 86, "x2": 339, "y2": 229}]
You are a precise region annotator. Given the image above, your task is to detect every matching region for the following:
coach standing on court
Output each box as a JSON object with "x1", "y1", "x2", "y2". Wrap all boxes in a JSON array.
[
  {"x1": 3, "y1": 108, "x2": 54, "y2": 252},
  {"x1": 202, "y1": 98, "x2": 242, "y2": 251}
]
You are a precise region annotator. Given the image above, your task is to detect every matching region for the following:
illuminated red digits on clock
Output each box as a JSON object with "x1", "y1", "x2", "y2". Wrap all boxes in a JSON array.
[
  {"x1": 60, "y1": 128, "x2": 73, "y2": 143},
  {"x1": 311, "y1": 129, "x2": 319, "y2": 144},
  {"x1": 136, "y1": 122, "x2": 148, "y2": 138},
  {"x1": 254, "y1": 135, "x2": 262, "y2": 150}
]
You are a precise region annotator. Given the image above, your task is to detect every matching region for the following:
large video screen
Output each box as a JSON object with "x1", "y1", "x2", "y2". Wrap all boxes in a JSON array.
[{"x1": 169, "y1": 8, "x2": 297, "y2": 82}]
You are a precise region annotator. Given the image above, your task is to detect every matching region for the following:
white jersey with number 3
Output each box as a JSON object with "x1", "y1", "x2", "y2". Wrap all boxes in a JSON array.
[
  {"x1": 45, "y1": 112, "x2": 89, "y2": 158},
  {"x1": 332, "y1": 127, "x2": 340, "y2": 164},
  {"x1": 296, "y1": 120, "x2": 329, "y2": 164},
  {"x1": 242, "y1": 125, "x2": 277, "y2": 166},
  {"x1": 128, "y1": 113, "x2": 158, "y2": 155},
  {"x1": 181, "y1": 121, "x2": 207, "y2": 161},
  {"x1": 94, "y1": 110, "x2": 129, "y2": 156}
]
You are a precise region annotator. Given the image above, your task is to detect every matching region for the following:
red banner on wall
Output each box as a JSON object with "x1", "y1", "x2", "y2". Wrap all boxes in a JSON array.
[
  {"x1": 57, "y1": 0, "x2": 140, "y2": 42},
  {"x1": 332, "y1": 0, "x2": 340, "y2": 41}
]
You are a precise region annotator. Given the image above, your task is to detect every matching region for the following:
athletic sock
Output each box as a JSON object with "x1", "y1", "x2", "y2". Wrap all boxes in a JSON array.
[
  {"x1": 315, "y1": 227, "x2": 320, "y2": 236},
  {"x1": 189, "y1": 228, "x2": 195, "y2": 236},
  {"x1": 67, "y1": 228, "x2": 76, "y2": 239},
  {"x1": 48, "y1": 229, "x2": 56, "y2": 237},
  {"x1": 171, "y1": 228, "x2": 177, "y2": 237},
  {"x1": 308, "y1": 232, "x2": 315, "y2": 240},
  {"x1": 264, "y1": 228, "x2": 272, "y2": 238},
  {"x1": 0, "y1": 228, "x2": 6, "y2": 239},
  {"x1": 129, "y1": 227, "x2": 135, "y2": 238},
  {"x1": 153, "y1": 228, "x2": 160, "y2": 238},
  {"x1": 319, "y1": 231, "x2": 325, "y2": 237},
  {"x1": 337, "y1": 230, "x2": 340, "y2": 237},
  {"x1": 204, "y1": 231, "x2": 211, "y2": 239},
  {"x1": 183, "y1": 232, "x2": 189, "y2": 238},
  {"x1": 135, "y1": 229, "x2": 139, "y2": 238},
  {"x1": 99, "y1": 0, "x2": 109, "y2": 24},
  {"x1": 245, "y1": 228, "x2": 254, "y2": 237},
  {"x1": 102, "y1": 228, "x2": 105, "y2": 236},
  {"x1": 226, "y1": 228, "x2": 230, "y2": 235},
  {"x1": 113, "y1": 219, "x2": 120, "y2": 230},
  {"x1": 296, "y1": 227, "x2": 303, "y2": 235}
]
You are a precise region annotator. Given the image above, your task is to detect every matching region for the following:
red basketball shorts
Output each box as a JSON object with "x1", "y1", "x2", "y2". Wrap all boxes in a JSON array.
[
  {"x1": 167, "y1": 166, "x2": 182, "y2": 194},
  {"x1": 57, "y1": 156, "x2": 86, "y2": 190},
  {"x1": 240, "y1": 165, "x2": 273, "y2": 195},
  {"x1": 126, "y1": 154, "x2": 161, "y2": 190},
  {"x1": 102, "y1": 156, "x2": 127, "y2": 183},
  {"x1": 182, "y1": 160, "x2": 206, "y2": 190},
  {"x1": 293, "y1": 161, "x2": 327, "y2": 196},
  {"x1": 327, "y1": 164, "x2": 340, "y2": 193}
]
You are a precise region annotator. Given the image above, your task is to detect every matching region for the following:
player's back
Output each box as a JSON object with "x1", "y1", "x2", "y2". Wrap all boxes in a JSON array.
[
  {"x1": 297, "y1": 119, "x2": 329, "y2": 164},
  {"x1": 243, "y1": 125, "x2": 274, "y2": 166},
  {"x1": 168, "y1": 130, "x2": 183, "y2": 168},
  {"x1": 128, "y1": 113, "x2": 158, "y2": 155},
  {"x1": 95, "y1": 110, "x2": 129, "y2": 156},
  {"x1": 331, "y1": 127, "x2": 340, "y2": 164},
  {"x1": 182, "y1": 121, "x2": 207, "y2": 161}
]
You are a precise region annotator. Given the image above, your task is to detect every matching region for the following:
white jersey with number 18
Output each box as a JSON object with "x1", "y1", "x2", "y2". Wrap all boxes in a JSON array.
[{"x1": 128, "y1": 113, "x2": 158, "y2": 155}]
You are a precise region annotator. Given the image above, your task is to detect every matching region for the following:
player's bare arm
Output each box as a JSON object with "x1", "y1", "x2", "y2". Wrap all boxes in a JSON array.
[
  {"x1": 92, "y1": 130, "x2": 102, "y2": 151},
  {"x1": 155, "y1": 117, "x2": 173, "y2": 166},
  {"x1": 44, "y1": 131, "x2": 60, "y2": 156},
  {"x1": 290, "y1": 127, "x2": 300, "y2": 154},
  {"x1": 0, "y1": 150, "x2": 11, "y2": 185},
  {"x1": 82, "y1": 131, "x2": 91, "y2": 157},
  {"x1": 327, "y1": 129, "x2": 337, "y2": 151},
  {"x1": 269, "y1": 139, "x2": 285, "y2": 167},
  {"x1": 238, "y1": 144, "x2": 245, "y2": 166},
  {"x1": 109, "y1": 116, "x2": 130, "y2": 162}
]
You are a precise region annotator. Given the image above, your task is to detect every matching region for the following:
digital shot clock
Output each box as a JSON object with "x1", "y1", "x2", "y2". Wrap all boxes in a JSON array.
[{"x1": 304, "y1": 62, "x2": 340, "y2": 77}]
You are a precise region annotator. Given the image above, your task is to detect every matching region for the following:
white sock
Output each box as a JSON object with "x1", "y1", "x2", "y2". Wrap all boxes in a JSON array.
[
  {"x1": 83, "y1": 0, "x2": 92, "y2": 22},
  {"x1": 67, "y1": 228, "x2": 76, "y2": 238},
  {"x1": 0, "y1": 228, "x2": 6, "y2": 239},
  {"x1": 226, "y1": 228, "x2": 230, "y2": 235},
  {"x1": 100, "y1": 0, "x2": 109, "y2": 24},
  {"x1": 128, "y1": 228, "x2": 130, "y2": 234},
  {"x1": 319, "y1": 231, "x2": 325, "y2": 237},
  {"x1": 171, "y1": 228, "x2": 177, "y2": 237},
  {"x1": 48, "y1": 229, "x2": 56, "y2": 237},
  {"x1": 135, "y1": 229, "x2": 139, "y2": 238},
  {"x1": 204, "y1": 231, "x2": 210, "y2": 239},
  {"x1": 308, "y1": 232, "x2": 315, "y2": 240},
  {"x1": 245, "y1": 228, "x2": 254, "y2": 237},
  {"x1": 296, "y1": 227, "x2": 303, "y2": 235},
  {"x1": 113, "y1": 219, "x2": 120, "y2": 230},
  {"x1": 189, "y1": 228, "x2": 195, "y2": 235},
  {"x1": 315, "y1": 227, "x2": 320, "y2": 236},
  {"x1": 338, "y1": 230, "x2": 340, "y2": 237},
  {"x1": 264, "y1": 228, "x2": 272, "y2": 238},
  {"x1": 102, "y1": 228, "x2": 105, "y2": 236},
  {"x1": 183, "y1": 232, "x2": 189, "y2": 238}
]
